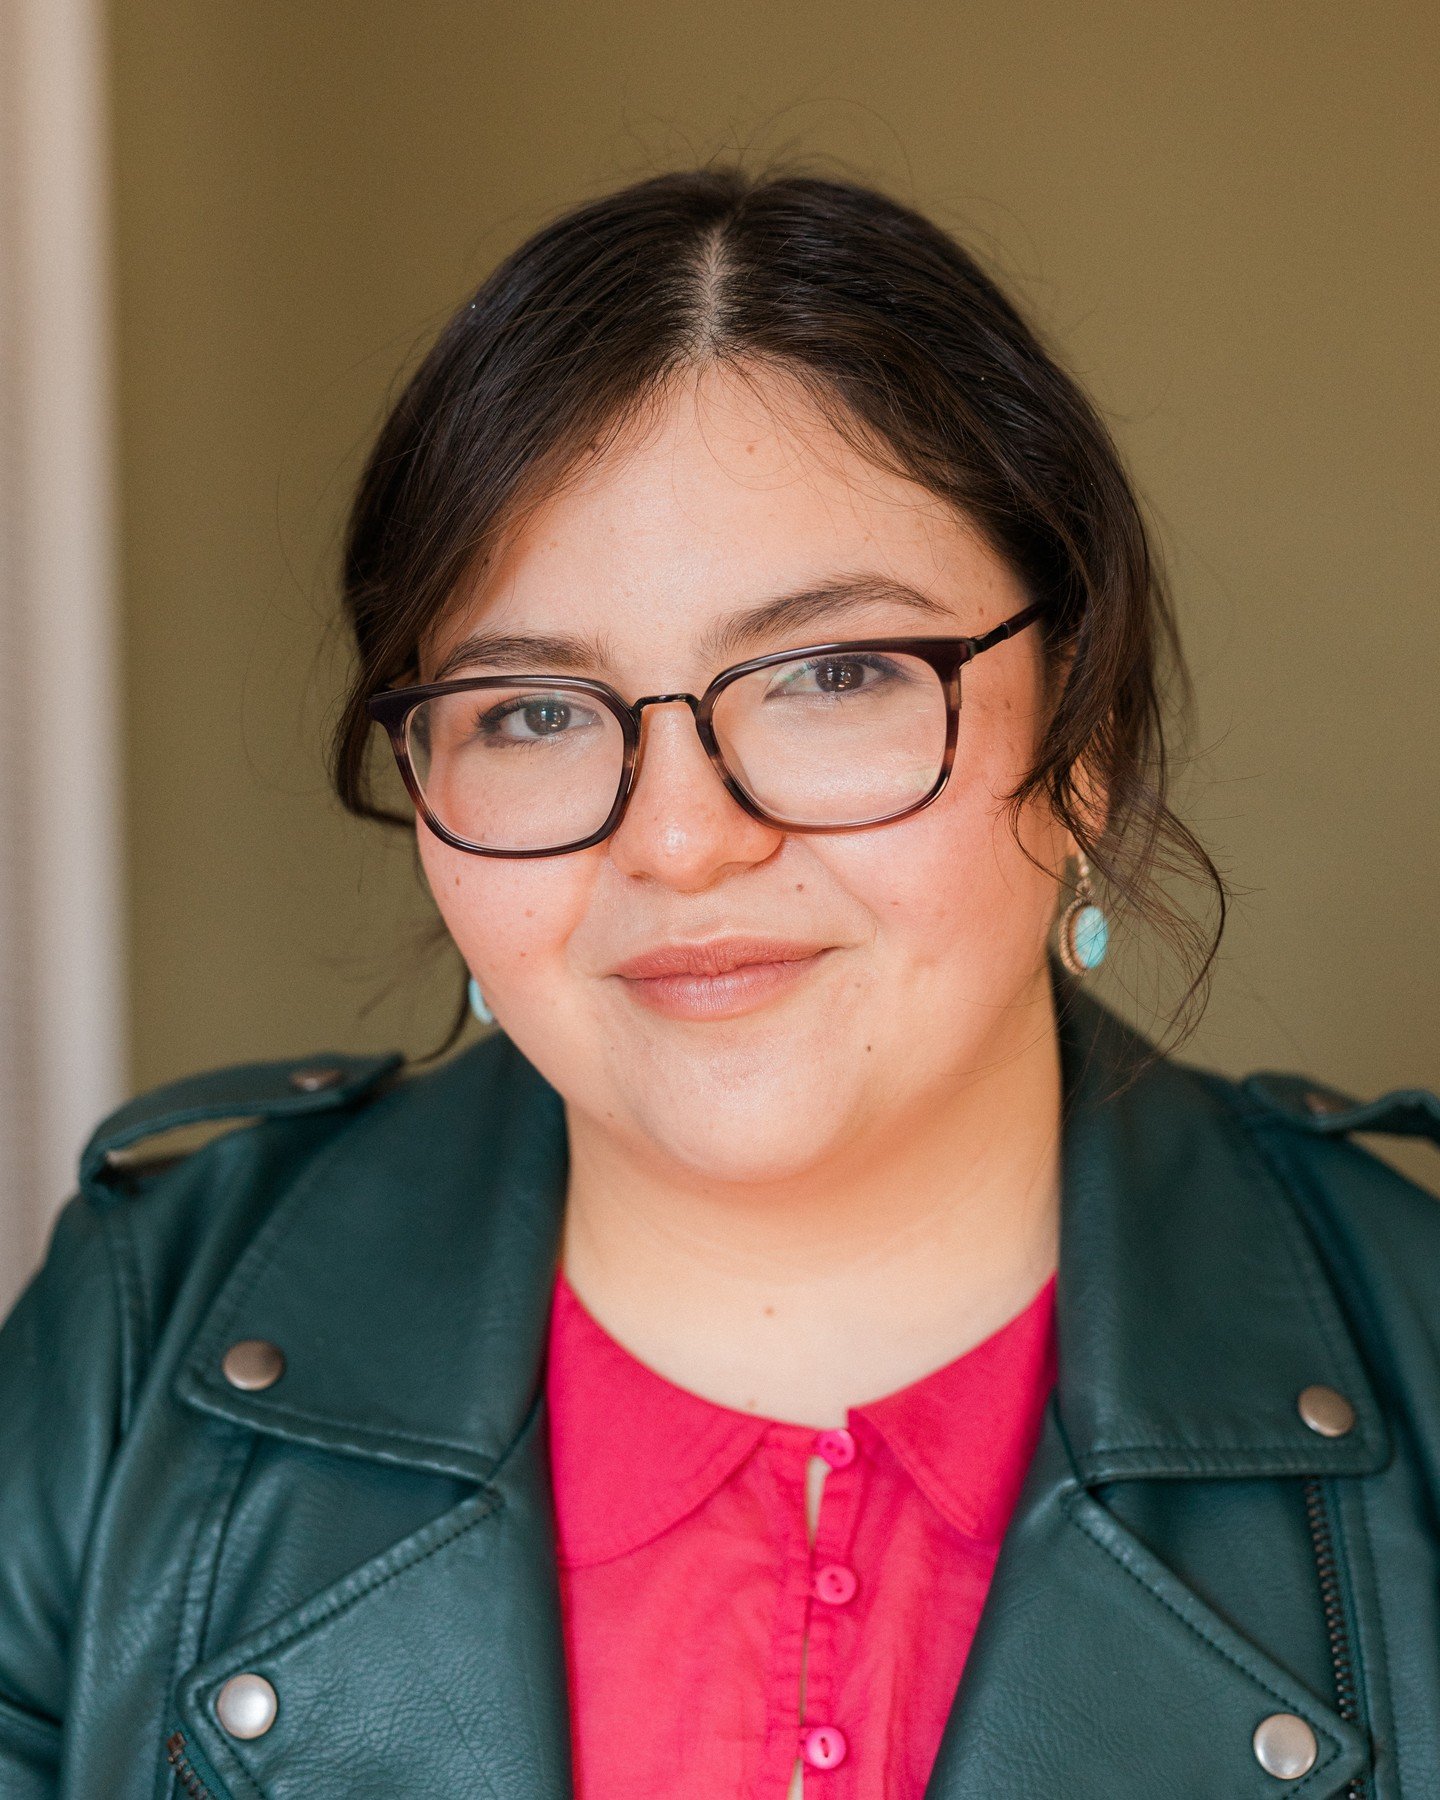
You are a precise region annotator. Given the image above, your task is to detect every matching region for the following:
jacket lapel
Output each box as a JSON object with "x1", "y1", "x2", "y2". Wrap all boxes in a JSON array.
[
  {"x1": 171, "y1": 985, "x2": 1389, "y2": 1798},
  {"x1": 923, "y1": 1414, "x2": 1370, "y2": 1798},
  {"x1": 173, "y1": 1411, "x2": 571, "y2": 1800},
  {"x1": 173, "y1": 1036, "x2": 574, "y2": 1798},
  {"x1": 925, "y1": 986, "x2": 1386, "y2": 1797},
  {"x1": 921, "y1": 1411, "x2": 1375, "y2": 1792}
]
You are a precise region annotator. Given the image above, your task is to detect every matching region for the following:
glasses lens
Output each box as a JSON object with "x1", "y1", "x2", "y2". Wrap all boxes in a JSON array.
[
  {"x1": 711, "y1": 650, "x2": 950, "y2": 826},
  {"x1": 405, "y1": 684, "x2": 625, "y2": 851}
]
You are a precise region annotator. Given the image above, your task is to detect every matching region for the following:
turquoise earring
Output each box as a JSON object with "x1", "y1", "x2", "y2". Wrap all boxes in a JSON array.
[
  {"x1": 1058, "y1": 853, "x2": 1109, "y2": 976},
  {"x1": 467, "y1": 976, "x2": 496, "y2": 1026}
]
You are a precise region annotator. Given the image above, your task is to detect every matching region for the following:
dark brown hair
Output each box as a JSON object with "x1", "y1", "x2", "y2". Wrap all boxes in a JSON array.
[{"x1": 333, "y1": 163, "x2": 1224, "y2": 1047}]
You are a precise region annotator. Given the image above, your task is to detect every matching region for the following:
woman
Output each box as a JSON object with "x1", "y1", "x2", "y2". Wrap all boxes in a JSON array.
[{"x1": 1, "y1": 167, "x2": 1437, "y2": 1800}]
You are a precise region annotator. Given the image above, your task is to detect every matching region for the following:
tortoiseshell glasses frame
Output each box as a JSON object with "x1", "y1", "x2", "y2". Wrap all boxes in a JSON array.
[{"x1": 366, "y1": 601, "x2": 1044, "y2": 858}]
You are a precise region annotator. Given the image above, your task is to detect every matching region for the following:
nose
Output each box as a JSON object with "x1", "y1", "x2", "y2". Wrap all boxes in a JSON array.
[{"x1": 606, "y1": 695, "x2": 781, "y2": 890}]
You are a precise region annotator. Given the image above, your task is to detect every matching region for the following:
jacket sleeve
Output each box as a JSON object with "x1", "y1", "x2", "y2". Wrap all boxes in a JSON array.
[{"x1": 0, "y1": 1192, "x2": 128, "y2": 1797}]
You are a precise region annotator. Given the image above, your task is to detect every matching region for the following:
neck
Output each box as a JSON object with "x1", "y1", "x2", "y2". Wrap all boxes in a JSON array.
[{"x1": 560, "y1": 978, "x2": 1064, "y2": 1428}]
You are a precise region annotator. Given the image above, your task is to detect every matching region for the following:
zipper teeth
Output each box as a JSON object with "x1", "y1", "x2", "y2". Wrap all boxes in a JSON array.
[
  {"x1": 1302, "y1": 1476, "x2": 1365, "y2": 1800},
  {"x1": 166, "y1": 1730, "x2": 217, "y2": 1800}
]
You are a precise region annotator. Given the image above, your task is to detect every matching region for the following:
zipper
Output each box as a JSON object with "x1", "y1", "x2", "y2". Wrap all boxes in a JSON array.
[
  {"x1": 1302, "y1": 1476, "x2": 1365, "y2": 1800},
  {"x1": 165, "y1": 1730, "x2": 220, "y2": 1800}
]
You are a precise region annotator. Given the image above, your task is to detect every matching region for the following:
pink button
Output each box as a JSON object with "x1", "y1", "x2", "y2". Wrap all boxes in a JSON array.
[
  {"x1": 815, "y1": 1428, "x2": 856, "y2": 1469},
  {"x1": 813, "y1": 1563, "x2": 858, "y2": 1606},
  {"x1": 801, "y1": 1725, "x2": 848, "y2": 1770}
]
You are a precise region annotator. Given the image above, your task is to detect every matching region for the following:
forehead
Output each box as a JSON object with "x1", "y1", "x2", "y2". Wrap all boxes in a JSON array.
[{"x1": 427, "y1": 362, "x2": 1021, "y2": 668}]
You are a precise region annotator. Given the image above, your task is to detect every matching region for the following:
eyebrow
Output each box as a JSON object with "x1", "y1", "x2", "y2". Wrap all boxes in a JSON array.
[{"x1": 428, "y1": 575, "x2": 956, "y2": 683}]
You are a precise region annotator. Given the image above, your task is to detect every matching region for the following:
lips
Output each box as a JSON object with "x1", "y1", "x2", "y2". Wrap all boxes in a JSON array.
[
  {"x1": 611, "y1": 937, "x2": 831, "y2": 980},
  {"x1": 609, "y1": 937, "x2": 834, "y2": 1022}
]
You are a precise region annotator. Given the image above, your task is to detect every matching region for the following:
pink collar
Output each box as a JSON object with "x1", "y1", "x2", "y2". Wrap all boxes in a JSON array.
[{"x1": 546, "y1": 1270, "x2": 1057, "y2": 1567}]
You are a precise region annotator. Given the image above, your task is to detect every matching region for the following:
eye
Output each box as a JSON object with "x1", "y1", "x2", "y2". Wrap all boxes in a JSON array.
[
  {"x1": 475, "y1": 691, "x2": 605, "y2": 745},
  {"x1": 764, "y1": 653, "x2": 910, "y2": 700}
]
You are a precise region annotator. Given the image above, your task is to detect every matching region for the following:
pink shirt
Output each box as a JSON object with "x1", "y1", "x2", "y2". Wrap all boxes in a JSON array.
[{"x1": 545, "y1": 1271, "x2": 1057, "y2": 1798}]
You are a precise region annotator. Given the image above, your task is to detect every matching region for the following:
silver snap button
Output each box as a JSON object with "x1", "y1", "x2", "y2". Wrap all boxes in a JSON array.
[
  {"x1": 215, "y1": 1672, "x2": 278, "y2": 1739},
  {"x1": 221, "y1": 1339, "x2": 286, "y2": 1392},
  {"x1": 1252, "y1": 1712, "x2": 1317, "y2": 1779},
  {"x1": 289, "y1": 1064, "x2": 343, "y2": 1093},
  {"x1": 1297, "y1": 1383, "x2": 1356, "y2": 1438}
]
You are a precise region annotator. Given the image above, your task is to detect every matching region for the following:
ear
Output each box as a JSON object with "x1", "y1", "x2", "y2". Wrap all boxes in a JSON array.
[
  {"x1": 1064, "y1": 740, "x2": 1112, "y2": 862},
  {"x1": 1030, "y1": 635, "x2": 1108, "y2": 853}
]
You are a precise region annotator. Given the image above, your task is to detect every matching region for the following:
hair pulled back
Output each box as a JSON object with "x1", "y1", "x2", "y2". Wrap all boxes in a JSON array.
[{"x1": 333, "y1": 164, "x2": 1224, "y2": 1044}]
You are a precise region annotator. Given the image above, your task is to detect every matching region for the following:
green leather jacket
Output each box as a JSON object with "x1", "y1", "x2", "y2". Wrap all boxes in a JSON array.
[{"x1": 2, "y1": 988, "x2": 1438, "y2": 1799}]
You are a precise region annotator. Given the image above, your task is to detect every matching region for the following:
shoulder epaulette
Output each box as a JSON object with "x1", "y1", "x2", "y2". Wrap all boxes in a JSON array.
[
  {"x1": 79, "y1": 1051, "x2": 405, "y2": 1196},
  {"x1": 1242, "y1": 1071, "x2": 1440, "y2": 1146}
]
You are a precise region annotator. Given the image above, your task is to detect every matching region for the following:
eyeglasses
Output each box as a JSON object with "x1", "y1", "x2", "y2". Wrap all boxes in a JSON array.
[{"x1": 367, "y1": 602, "x2": 1044, "y2": 857}]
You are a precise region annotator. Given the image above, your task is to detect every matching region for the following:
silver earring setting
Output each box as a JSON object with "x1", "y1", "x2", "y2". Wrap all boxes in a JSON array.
[
  {"x1": 1058, "y1": 853, "x2": 1109, "y2": 976},
  {"x1": 468, "y1": 976, "x2": 496, "y2": 1026}
]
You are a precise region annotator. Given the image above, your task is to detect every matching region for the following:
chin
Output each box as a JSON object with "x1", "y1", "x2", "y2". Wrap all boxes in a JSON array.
[
  {"x1": 649, "y1": 1119, "x2": 847, "y2": 1187},
  {"x1": 626, "y1": 1078, "x2": 857, "y2": 1185}
]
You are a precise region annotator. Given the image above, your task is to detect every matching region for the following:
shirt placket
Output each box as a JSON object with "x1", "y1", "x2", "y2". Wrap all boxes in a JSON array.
[{"x1": 764, "y1": 1422, "x2": 867, "y2": 1796}]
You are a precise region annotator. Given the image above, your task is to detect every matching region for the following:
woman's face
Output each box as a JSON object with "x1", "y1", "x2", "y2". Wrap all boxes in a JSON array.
[{"x1": 417, "y1": 363, "x2": 1070, "y2": 1184}]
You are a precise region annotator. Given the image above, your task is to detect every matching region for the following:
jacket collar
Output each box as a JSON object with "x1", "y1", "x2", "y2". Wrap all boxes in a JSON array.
[
  {"x1": 1052, "y1": 983, "x2": 1387, "y2": 1481},
  {"x1": 176, "y1": 980, "x2": 1388, "y2": 1486}
]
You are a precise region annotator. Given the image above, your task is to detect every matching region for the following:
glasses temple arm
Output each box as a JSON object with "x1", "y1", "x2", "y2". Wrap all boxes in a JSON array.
[{"x1": 970, "y1": 602, "x2": 1046, "y2": 657}]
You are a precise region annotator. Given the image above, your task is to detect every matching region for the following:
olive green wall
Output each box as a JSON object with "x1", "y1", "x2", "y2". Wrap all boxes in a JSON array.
[{"x1": 109, "y1": 2, "x2": 1438, "y2": 1177}]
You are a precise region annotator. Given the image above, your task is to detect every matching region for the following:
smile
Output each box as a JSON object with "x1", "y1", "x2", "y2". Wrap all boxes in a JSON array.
[{"x1": 611, "y1": 940, "x2": 834, "y2": 1021}]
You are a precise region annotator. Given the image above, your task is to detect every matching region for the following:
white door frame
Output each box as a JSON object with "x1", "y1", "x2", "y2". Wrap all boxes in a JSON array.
[{"x1": 0, "y1": 0, "x2": 126, "y2": 1312}]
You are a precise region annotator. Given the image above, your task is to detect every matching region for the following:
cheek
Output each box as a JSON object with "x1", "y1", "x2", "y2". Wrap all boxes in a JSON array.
[
  {"x1": 827, "y1": 740, "x2": 1062, "y2": 989},
  {"x1": 417, "y1": 827, "x2": 591, "y2": 992}
]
